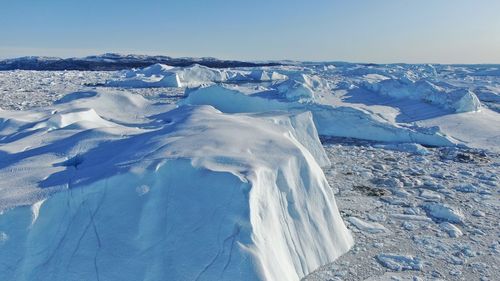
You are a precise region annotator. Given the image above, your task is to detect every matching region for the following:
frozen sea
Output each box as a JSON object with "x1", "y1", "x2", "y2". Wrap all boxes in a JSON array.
[{"x1": 0, "y1": 62, "x2": 499, "y2": 280}]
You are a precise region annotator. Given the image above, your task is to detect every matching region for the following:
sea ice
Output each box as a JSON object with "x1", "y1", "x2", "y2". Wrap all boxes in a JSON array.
[
  {"x1": 422, "y1": 203, "x2": 465, "y2": 224},
  {"x1": 376, "y1": 253, "x2": 423, "y2": 271},
  {"x1": 347, "y1": 216, "x2": 389, "y2": 234}
]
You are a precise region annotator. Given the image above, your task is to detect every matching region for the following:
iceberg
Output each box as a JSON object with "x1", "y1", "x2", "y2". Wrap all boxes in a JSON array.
[
  {"x1": 105, "y1": 63, "x2": 288, "y2": 89},
  {"x1": 183, "y1": 85, "x2": 458, "y2": 147},
  {"x1": 106, "y1": 63, "x2": 182, "y2": 88},
  {"x1": 363, "y1": 77, "x2": 482, "y2": 113},
  {"x1": 0, "y1": 91, "x2": 353, "y2": 281}
]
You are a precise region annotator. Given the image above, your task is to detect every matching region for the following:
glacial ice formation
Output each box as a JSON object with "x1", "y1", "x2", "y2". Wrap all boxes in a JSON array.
[
  {"x1": 1, "y1": 60, "x2": 499, "y2": 281},
  {"x1": 182, "y1": 85, "x2": 458, "y2": 147},
  {"x1": 0, "y1": 91, "x2": 353, "y2": 281},
  {"x1": 105, "y1": 63, "x2": 288, "y2": 88}
]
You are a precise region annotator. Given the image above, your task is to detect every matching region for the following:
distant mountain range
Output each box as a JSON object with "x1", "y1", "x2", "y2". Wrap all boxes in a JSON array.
[{"x1": 0, "y1": 53, "x2": 282, "y2": 71}]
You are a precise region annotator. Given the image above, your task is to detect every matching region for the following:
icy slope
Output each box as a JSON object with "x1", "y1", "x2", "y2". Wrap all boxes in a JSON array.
[{"x1": 0, "y1": 91, "x2": 352, "y2": 281}]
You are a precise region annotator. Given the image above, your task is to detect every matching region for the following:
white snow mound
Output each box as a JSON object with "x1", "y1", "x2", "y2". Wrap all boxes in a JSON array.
[{"x1": 33, "y1": 108, "x2": 115, "y2": 130}]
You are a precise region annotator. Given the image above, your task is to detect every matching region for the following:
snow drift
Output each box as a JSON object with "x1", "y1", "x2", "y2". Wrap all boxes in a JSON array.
[{"x1": 0, "y1": 91, "x2": 353, "y2": 281}]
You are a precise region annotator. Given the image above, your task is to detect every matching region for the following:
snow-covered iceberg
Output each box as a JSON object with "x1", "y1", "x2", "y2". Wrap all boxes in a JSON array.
[
  {"x1": 182, "y1": 85, "x2": 458, "y2": 147},
  {"x1": 105, "y1": 63, "x2": 182, "y2": 87},
  {"x1": 105, "y1": 63, "x2": 288, "y2": 88},
  {"x1": 275, "y1": 73, "x2": 329, "y2": 102},
  {"x1": 363, "y1": 77, "x2": 482, "y2": 113},
  {"x1": 0, "y1": 91, "x2": 353, "y2": 281}
]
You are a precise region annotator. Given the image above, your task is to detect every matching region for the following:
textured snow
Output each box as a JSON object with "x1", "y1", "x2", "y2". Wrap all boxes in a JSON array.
[
  {"x1": 0, "y1": 90, "x2": 352, "y2": 281},
  {"x1": 0, "y1": 61, "x2": 499, "y2": 281}
]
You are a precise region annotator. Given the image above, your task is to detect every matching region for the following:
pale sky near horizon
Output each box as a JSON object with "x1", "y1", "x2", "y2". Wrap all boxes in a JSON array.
[{"x1": 1, "y1": 0, "x2": 499, "y2": 63}]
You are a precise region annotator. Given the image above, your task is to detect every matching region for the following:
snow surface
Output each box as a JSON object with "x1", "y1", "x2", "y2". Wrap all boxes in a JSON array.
[
  {"x1": 0, "y1": 61, "x2": 499, "y2": 281},
  {"x1": 0, "y1": 90, "x2": 352, "y2": 281}
]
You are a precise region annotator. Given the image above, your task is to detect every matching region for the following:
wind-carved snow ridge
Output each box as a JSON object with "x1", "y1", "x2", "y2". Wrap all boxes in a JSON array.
[{"x1": 0, "y1": 91, "x2": 352, "y2": 281}]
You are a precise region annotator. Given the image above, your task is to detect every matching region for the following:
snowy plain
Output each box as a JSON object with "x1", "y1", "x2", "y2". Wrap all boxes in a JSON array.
[{"x1": 0, "y1": 60, "x2": 499, "y2": 280}]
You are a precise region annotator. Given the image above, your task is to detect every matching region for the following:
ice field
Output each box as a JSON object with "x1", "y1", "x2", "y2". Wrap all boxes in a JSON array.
[{"x1": 0, "y1": 59, "x2": 499, "y2": 280}]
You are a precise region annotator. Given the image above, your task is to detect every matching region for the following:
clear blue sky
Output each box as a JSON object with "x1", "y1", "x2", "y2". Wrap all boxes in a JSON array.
[{"x1": 1, "y1": 0, "x2": 499, "y2": 63}]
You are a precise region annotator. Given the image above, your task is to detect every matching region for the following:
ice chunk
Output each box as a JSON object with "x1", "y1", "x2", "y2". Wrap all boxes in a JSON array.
[
  {"x1": 472, "y1": 210, "x2": 485, "y2": 217},
  {"x1": 176, "y1": 64, "x2": 228, "y2": 87},
  {"x1": 391, "y1": 214, "x2": 432, "y2": 222},
  {"x1": 347, "y1": 216, "x2": 389, "y2": 234},
  {"x1": 276, "y1": 74, "x2": 328, "y2": 102},
  {"x1": 376, "y1": 253, "x2": 423, "y2": 271},
  {"x1": 419, "y1": 189, "x2": 442, "y2": 200},
  {"x1": 439, "y1": 222, "x2": 463, "y2": 238},
  {"x1": 277, "y1": 79, "x2": 317, "y2": 102},
  {"x1": 455, "y1": 184, "x2": 478, "y2": 193},
  {"x1": 181, "y1": 85, "x2": 288, "y2": 113},
  {"x1": 422, "y1": 203, "x2": 465, "y2": 224},
  {"x1": 106, "y1": 71, "x2": 182, "y2": 88},
  {"x1": 248, "y1": 70, "x2": 287, "y2": 81},
  {"x1": 373, "y1": 143, "x2": 430, "y2": 155},
  {"x1": 448, "y1": 89, "x2": 481, "y2": 113},
  {"x1": 133, "y1": 63, "x2": 174, "y2": 76}
]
